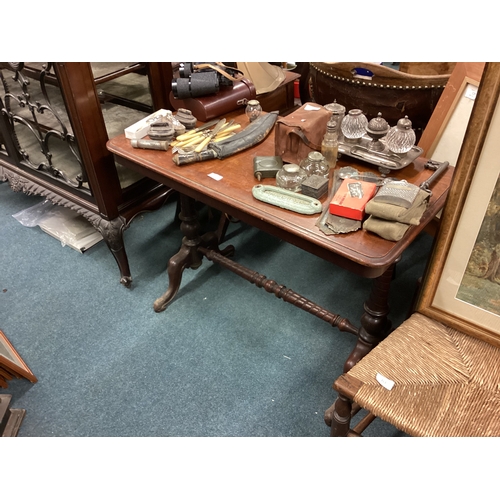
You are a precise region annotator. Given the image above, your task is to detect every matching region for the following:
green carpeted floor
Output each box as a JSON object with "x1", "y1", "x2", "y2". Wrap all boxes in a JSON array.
[{"x1": 0, "y1": 176, "x2": 434, "y2": 437}]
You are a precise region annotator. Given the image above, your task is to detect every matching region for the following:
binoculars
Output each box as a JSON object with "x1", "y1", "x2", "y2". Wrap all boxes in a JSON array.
[{"x1": 171, "y1": 63, "x2": 241, "y2": 99}]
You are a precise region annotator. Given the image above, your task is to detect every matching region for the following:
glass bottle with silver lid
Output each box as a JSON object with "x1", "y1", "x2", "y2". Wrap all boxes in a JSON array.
[
  {"x1": 324, "y1": 100, "x2": 346, "y2": 135},
  {"x1": 341, "y1": 109, "x2": 368, "y2": 142},
  {"x1": 245, "y1": 99, "x2": 262, "y2": 122},
  {"x1": 385, "y1": 115, "x2": 416, "y2": 154},
  {"x1": 299, "y1": 151, "x2": 330, "y2": 178}
]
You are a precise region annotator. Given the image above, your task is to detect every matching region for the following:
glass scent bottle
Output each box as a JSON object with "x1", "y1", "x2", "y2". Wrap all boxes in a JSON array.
[
  {"x1": 275, "y1": 163, "x2": 308, "y2": 192},
  {"x1": 299, "y1": 151, "x2": 329, "y2": 178},
  {"x1": 321, "y1": 120, "x2": 339, "y2": 170},
  {"x1": 245, "y1": 99, "x2": 262, "y2": 122},
  {"x1": 341, "y1": 109, "x2": 368, "y2": 141},
  {"x1": 386, "y1": 116, "x2": 416, "y2": 154}
]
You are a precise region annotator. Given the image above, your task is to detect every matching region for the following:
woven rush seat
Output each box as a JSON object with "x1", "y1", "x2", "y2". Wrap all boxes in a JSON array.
[{"x1": 335, "y1": 313, "x2": 500, "y2": 437}]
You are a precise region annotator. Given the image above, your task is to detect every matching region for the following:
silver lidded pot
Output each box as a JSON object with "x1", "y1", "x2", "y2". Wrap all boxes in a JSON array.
[
  {"x1": 366, "y1": 112, "x2": 390, "y2": 151},
  {"x1": 324, "y1": 100, "x2": 346, "y2": 133}
]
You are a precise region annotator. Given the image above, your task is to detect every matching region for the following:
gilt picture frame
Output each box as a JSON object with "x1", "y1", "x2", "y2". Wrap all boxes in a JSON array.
[
  {"x1": 417, "y1": 62, "x2": 500, "y2": 346},
  {"x1": 0, "y1": 329, "x2": 37, "y2": 383}
]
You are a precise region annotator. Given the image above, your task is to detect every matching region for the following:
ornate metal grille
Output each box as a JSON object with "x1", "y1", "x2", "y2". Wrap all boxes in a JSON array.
[{"x1": 0, "y1": 62, "x2": 88, "y2": 189}]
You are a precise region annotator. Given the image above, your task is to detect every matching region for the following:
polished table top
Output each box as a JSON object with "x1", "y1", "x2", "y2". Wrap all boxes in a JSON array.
[{"x1": 108, "y1": 111, "x2": 453, "y2": 278}]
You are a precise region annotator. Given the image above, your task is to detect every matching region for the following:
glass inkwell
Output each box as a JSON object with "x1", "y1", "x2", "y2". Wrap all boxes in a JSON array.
[
  {"x1": 299, "y1": 151, "x2": 330, "y2": 178},
  {"x1": 275, "y1": 163, "x2": 308, "y2": 192},
  {"x1": 386, "y1": 115, "x2": 416, "y2": 154},
  {"x1": 245, "y1": 99, "x2": 262, "y2": 122},
  {"x1": 341, "y1": 109, "x2": 368, "y2": 143},
  {"x1": 366, "y1": 112, "x2": 390, "y2": 152}
]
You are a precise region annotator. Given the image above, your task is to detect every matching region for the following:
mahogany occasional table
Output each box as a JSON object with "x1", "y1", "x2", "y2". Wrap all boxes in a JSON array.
[{"x1": 107, "y1": 110, "x2": 453, "y2": 430}]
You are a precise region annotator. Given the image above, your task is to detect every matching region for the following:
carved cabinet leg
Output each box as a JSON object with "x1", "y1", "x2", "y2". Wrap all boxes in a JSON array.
[{"x1": 93, "y1": 215, "x2": 132, "y2": 288}]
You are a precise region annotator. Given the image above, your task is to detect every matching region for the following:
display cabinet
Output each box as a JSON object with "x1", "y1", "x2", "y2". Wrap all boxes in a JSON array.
[{"x1": 0, "y1": 62, "x2": 176, "y2": 287}]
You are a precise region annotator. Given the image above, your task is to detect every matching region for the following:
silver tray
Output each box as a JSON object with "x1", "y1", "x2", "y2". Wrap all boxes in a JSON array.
[{"x1": 338, "y1": 135, "x2": 423, "y2": 174}]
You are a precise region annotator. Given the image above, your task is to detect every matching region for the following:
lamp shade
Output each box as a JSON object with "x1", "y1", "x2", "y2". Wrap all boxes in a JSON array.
[{"x1": 236, "y1": 62, "x2": 286, "y2": 95}]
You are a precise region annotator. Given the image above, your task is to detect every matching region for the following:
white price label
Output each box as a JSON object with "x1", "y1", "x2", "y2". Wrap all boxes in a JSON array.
[
  {"x1": 208, "y1": 173, "x2": 223, "y2": 181},
  {"x1": 465, "y1": 84, "x2": 478, "y2": 101},
  {"x1": 376, "y1": 373, "x2": 395, "y2": 390}
]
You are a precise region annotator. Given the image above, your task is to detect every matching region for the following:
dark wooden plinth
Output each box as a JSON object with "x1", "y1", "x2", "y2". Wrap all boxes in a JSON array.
[{"x1": 0, "y1": 395, "x2": 26, "y2": 437}]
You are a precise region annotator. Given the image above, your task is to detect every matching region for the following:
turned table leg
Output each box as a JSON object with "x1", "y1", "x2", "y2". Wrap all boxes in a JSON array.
[
  {"x1": 153, "y1": 194, "x2": 234, "y2": 312},
  {"x1": 344, "y1": 263, "x2": 395, "y2": 372},
  {"x1": 325, "y1": 264, "x2": 395, "y2": 435}
]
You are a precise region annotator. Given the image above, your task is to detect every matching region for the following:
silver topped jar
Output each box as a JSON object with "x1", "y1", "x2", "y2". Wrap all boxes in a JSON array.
[
  {"x1": 324, "y1": 100, "x2": 346, "y2": 133},
  {"x1": 245, "y1": 99, "x2": 262, "y2": 122},
  {"x1": 299, "y1": 151, "x2": 329, "y2": 178},
  {"x1": 386, "y1": 116, "x2": 416, "y2": 154},
  {"x1": 341, "y1": 109, "x2": 368, "y2": 141}
]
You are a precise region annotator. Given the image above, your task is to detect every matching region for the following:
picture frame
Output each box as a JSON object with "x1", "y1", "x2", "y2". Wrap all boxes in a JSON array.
[
  {"x1": 0, "y1": 329, "x2": 37, "y2": 384},
  {"x1": 417, "y1": 62, "x2": 500, "y2": 346},
  {"x1": 418, "y1": 62, "x2": 485, "y2": 165}
]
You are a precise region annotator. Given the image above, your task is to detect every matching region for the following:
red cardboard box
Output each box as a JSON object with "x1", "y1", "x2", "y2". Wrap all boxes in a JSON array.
[{"x1": 329, "y1": 179, "x2": 377, "y2": 221}]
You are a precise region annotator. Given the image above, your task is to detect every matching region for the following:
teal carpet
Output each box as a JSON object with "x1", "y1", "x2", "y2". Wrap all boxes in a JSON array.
[{"x1": 0, "y1": 178, "x2": 434, "y2": 437}]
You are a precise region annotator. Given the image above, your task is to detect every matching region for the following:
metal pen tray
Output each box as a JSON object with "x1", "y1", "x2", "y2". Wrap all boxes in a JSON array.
[{"x1": 338, "y1": 135, "x2": 423, "y2": 174}]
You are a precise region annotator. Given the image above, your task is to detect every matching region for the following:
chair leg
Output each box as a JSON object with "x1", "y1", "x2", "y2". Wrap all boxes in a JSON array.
[
  {"x1": 352, "y1": 412, "x2": 377, "y2": 435},
  {"x1": 325, "y1": 394, "x2": 353, "y2": 437}
]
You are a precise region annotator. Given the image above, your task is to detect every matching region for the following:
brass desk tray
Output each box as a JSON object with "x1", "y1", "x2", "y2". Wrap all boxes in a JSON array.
[{"x1": 338, "y1": 136, "x2": 423, "y2": 174}]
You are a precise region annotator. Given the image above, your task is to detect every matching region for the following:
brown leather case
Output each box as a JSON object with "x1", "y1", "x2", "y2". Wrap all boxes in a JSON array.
[
  {"x1": 169, "y1": 79, "x2": 257, "y2": 122},
  {"x1": 275, "y1": 102, "x2": 331, "y2": 164}
]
